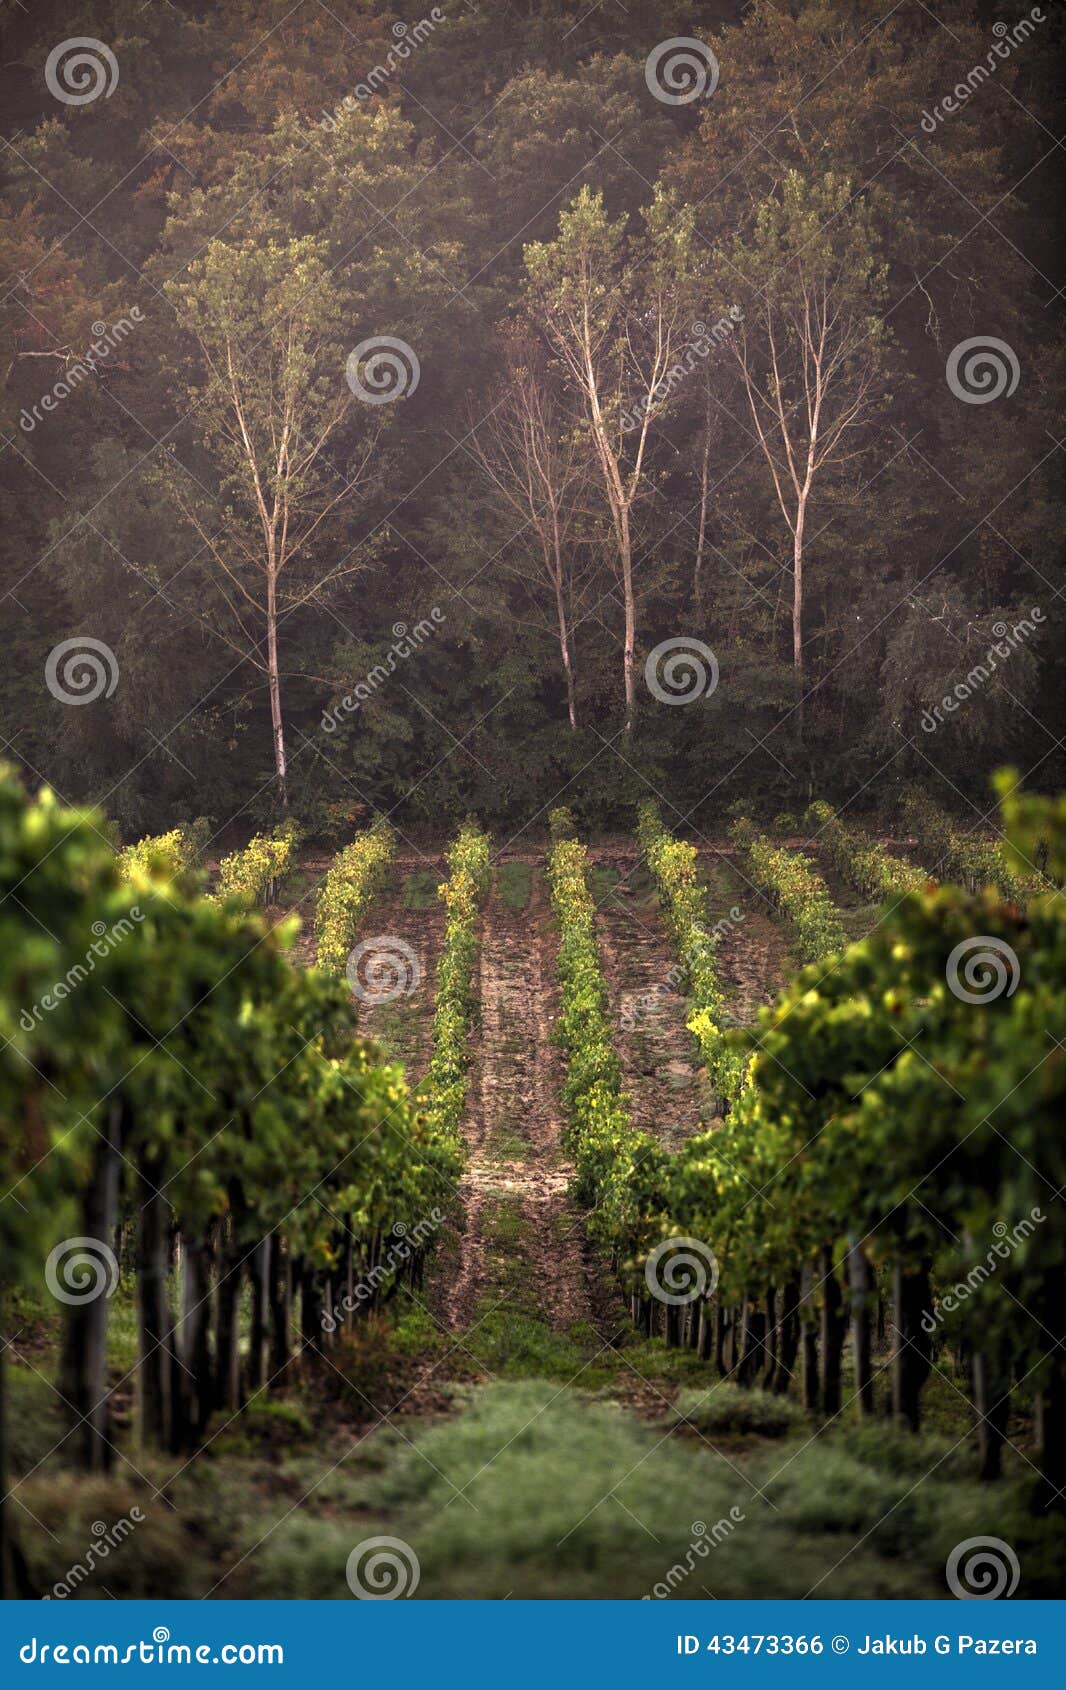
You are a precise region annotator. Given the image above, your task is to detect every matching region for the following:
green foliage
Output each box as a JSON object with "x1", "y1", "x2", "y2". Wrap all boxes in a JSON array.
[
  {"x1": 556, "y1": 781, "x2": 1066, "y2": 1483},
  {"x1": 547, "y1": 825, "x2": 669, "y2": 1280},
  {"x1": 118, "y1": 826, "x2": 200, "y2": 883},
  {"x1": 0, "y1": 764, "x2": 456, "y2": 1348},
  {"x1": 681, "y1": 784, "x2": 1066, "y2": 1367},
  {"x1": 216, "y1": 821, "x2": 300, "y2": 907},
  {"x1": 901, "y1": 786, "x2": 1047, "y2": 901},
  {"x1": 244, "y1": 1378, "x2": 1061, "y2": 1598},
  {"x1": 806, "y1": 799, "x2": 928, "y2": 901},
  {"x1": 548, "y1": 805, "x2": 578, "y2": 842},
  {"x1": 637, "y1": 801, "x2": 747, "y2": 1102},
  {"x1": 732, "y1": 819, "x2": 846, "y2": 963},
  {"x1": 668, "y1": 1386, "x2": 806, "y2": 1439},
  {"x1": 314, "y1": 817, "x2": 394, "y2": 977},
  {"x1": 996, "y1": 767, "x2": 1066, "y2": 883},
  {"x1": 418, "y1": 821, "x2": 492, "y2": 1148}
]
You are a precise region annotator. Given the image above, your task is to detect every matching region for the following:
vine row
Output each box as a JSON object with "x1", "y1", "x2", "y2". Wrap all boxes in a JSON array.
[
  {"x1": 315, "y1": 816, "x2": 394, "y2": 976},
  {"x1": 730, "y1": 817, "x2": 845, "y2": 963},
  {"x1": 636, "y1": 800, "x2": 748, "y2": 1105}
]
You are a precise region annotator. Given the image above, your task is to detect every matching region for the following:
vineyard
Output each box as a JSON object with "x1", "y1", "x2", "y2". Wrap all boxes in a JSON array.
[
  {"x1": 1, "y1": 0, "x2": 1063, "y2": 1638},
  {"x1": 2, "y1": 766, "x2": 1064, "y2": 1601}
]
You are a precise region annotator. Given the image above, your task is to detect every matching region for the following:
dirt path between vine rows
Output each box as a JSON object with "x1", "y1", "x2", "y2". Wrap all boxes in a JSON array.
[
  {"x1": 349, "y1": 854, "x2": 448, "y2": 1080},
  {"x1": 592, "y1": 853, "x2": 708, "y2": 1147},
  {"x1": 696, "y1": 850, "x2": 796, "y2": 1025},
  {"x1": 441, "y1": 862, "x2": 598, "y2": 1337}
]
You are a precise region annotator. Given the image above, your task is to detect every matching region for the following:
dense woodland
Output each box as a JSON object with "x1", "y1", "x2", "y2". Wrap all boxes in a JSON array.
[{"x1": 2, "y1": 0, "x2": 1063, "y2": 839}]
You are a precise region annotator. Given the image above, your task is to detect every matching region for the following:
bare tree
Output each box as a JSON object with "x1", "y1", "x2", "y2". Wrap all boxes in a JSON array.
[
  {"x1": 466, "y1": 336, "x2": 595, "y2": 729},
  {"x1": 164, "y1": 238, "x2": 387, "y2": 804},
  {"x1": 524, "y1": 187, "x2": 700, "y2": 729},
  {"x1": 727, "y1": 173, "x2": 888, "y2": 714}
]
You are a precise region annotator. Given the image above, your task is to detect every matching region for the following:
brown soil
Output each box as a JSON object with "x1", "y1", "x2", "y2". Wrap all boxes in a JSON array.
[
  {"x1": 697, "y1": 849, "x2": 796, "y2": 1024},
  {"x1": 263, "y1": 852, "x2": 333, "y2": 969},
  {"x1": 592, "y1": 854, "x2": 708, "y2": 1147},
  {"x1": 441, "y1": 863, "x2": 599, "y2": 1336},
  {"x1": 350, "y1": 856, "x2": 447, "y2": 1080}
]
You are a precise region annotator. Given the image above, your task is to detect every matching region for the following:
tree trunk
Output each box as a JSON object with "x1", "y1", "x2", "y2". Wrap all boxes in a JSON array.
[
  {"x1": 792, "y1": 499, "x2": 806, "y2": 731},
  {"x1": 344, "y1": 1224, "x2": 355, "y2": 1332},
  {"x1": 847, "y1": 1240, "x2": 876, "y2": 1416},
  {"x1": 301, "y1": 1262, "x2": 322, "y2": 1347},
  {"x1": 762, "y1": 1286, "x2": 778, "y2": 1389},
  {"x1": 553, "y1": 571, "x2": 578, "y2": 730},
  {"x1": 1037, "y1": 1269, "x2": 1066, "y2": 1510},
  {"x1": 713, "y1": 1304, "x2": 725, "y2": 1373},
  {"x1": 173, "y1": 1233, "x2": 213, "y2": 1449},
  {"x1": 737, "y1": 1294, "x2": 766, "y2": 1386},
  {"x1": 620, "y1": 520, "x2": 636, "y2": 732},
  {"x1": 0, "y1": 1339, "x2": 34, "y2": 1597},
  {"x1": 215, "y1": 1233, "x2": 242, "y2": 1414},
  {"x1": 972, "y1": 1349, "x2": 1011, "y2": 1481},
  {"x1": 820, "y1": 1246, "x2": 846, "y2": 1418},
  {"x1": 58, "y1": 1100, "x2": 123, "y2": 1470},
  {"x1": 773, "y1": 1278, "x2": 801, "y2": 1394},
  {"x1": 266, "y1": 571, "x2": 288, "y2": 807},
  {"x1": 698, "y1": 1300, "x2": 714, "y2": 1362},
  {"x1": 268, "y1": 1239, "x2": 290, "y2": 1376},
  {"x1": 693, "y1": 382, "x2": 712, "y2": 602},
  {"x1": 137, "y1": 1163, "x2": 173, "y2": 1448},
  {"x1": 800, "y1": 1262, "x2": 819, "y2": 1412},
  {"x1": 247, "y1": 1237, "x2": 270, "y2": 1392},
  {"x1": 890, "y1": 1258, "x2": 933, "y2": 1431}
]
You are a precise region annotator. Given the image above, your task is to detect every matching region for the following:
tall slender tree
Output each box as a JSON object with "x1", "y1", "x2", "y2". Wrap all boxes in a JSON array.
[
  {"x1": 524, "y1": 187, "x2": 700, "y2": 729},
  {"x1": 723, "y1": 173, "x2": 888, "y2": 715}
]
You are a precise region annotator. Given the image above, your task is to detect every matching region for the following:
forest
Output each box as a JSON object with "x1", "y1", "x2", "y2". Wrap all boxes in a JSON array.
[{"x1": 1, "y1": 0, "x2": 1065, "y2": 1608}]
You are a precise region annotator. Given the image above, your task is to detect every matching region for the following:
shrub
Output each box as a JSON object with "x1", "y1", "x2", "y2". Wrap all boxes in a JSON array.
[
  {"x1": 637, "y1": 801, "x2": 747, "y2": 1102},
  {"x1": 806, "y1": 799, "x2": 927, "y2": 901},
  {"x1": 668, "y1": 1385, "x2": 806, "y2": 1438},
  {"x1": 118, "y1": 827, "x2": 197, "y2": 881},
  {"x1": 216, "y1": 821, "x2": 300, "y2": 907},
  {"x1": 731, "y1": 819, "x2": 845, "y2": 962},
  {"x1": 900, "y1": 786, "x2": 1047, "y2": 900},
  {"x1": 315, "y1": 817, "x2": 394, "y2": 976},
  {"x1": 419, "y1": 821, "x2": 492, "y2": 1147}
]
